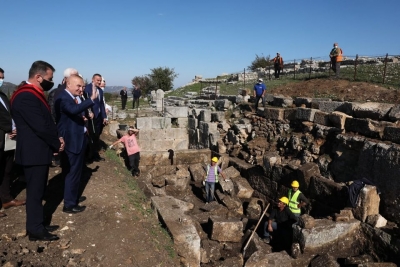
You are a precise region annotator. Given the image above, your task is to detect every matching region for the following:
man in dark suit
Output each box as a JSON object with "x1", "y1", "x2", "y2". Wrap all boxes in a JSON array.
[
  {"x1": 0, "y1": 68, "x2": 26, "y2": 218},
  {"x1": 11, "y1": 61, "x2": 64, "y2": 241},
  {"x1": 56, "y1": 75, "x2": 97, "y2": 213},
  {"x1": 84, "y1": 74, "x2": 106, "y2": 162},
  {"x1": 119, "y1": 87, "x2": 128, "y2": 110}
]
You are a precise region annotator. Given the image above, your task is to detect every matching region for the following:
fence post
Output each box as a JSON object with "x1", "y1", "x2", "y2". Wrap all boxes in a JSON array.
[
  {"x1": 354, "y1": 54, "x2": 358, "y2": 81},
  {"x1": 383, "y1": 53, "x2": 388, "y2": 84},
  {"x1": 309, "y1": 57, "x2": 312, "y2": 79},
  {"x1": 294, "y1": 59, "x2": 296, "y2": 80}
]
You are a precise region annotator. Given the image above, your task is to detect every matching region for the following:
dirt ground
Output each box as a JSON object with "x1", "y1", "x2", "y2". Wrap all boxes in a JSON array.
[
  {"x1": 0, "y1": 130, "x2": 180, "y2": 267},
  {"x1": 1, "y1": 78, "x2": 399, "y2": 267},
  {"x1": 271, "y1": 78, "x2": 400, "y2": 104}
]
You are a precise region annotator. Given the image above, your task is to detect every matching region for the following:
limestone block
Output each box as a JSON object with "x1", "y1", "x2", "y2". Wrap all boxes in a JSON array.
[
  {"x1": 388, "y1": 104, "x2": 400, "y2": 121},
  {"x1": 311, "y1": 98, "x2": 332, "y2": 109},
  {"x1": 235, "y1": 177, "x2": 254, "y2": 199},
  {"x1": 366, "y1": 214, "x2": 387, "y2": 228},
  {"x1": 296, "y1": 108, "x2": 318, "y2": 121},
  {"x1": 310, "y1": 254, "x2": 340, "y2": 267},
  {"x1": 223, "y1": 166, "x2": 241, "y2": 179},
  {"x1": 210, "y1": 216, "x2": 243, "y2": 242},
  {"x1": 264, "y1": 107, "x2": 284, "y2": 121},
  {"x1": 345, "y1": 118, "x2": 390, "y2": 139},
  {"x1": 151, "y1": 196, "x2": 199, "y2": 266},
  {"x1": 273, "y1": 96, "x2": 293, "y2": 107},
  {"x1": 188, "y1": 163, "x2": 206, "y2": 183},
  {"x1": 188, "y1": 129, "x2": 199, "y2": 149},
  {"x1": 219, "y1": 178, "x2": 234, "y2": 194},
  {"x1": 107, "y1": 121, "x2": 119, "y2": 137},
  {"x1": 309, "y1": 175, "x2": 347, "y2": 209},
  {"x1": 140, "y1": 151, "x2": 171, "y2": 166},
  {"x1": 317, "y1": 101, "x2": 345, "y2": 113},
  {"x1": 215, "y1": 99, "x2": 231, "y2": 111},
  {"x1": 217, "y1": 140, "x2": 227, "y2": 154},
  {"x1": 383, "y1": 126, "x2": 400, "y2": 144},
  {"x1": 188, "y1": 117, "x2": 197, "y2": 129},
  {"x1": 172, "y1": 139, "x2": 189, "y2": 150},
  {"x1": 284, "y1": 108, "x2": 297, "y2": 120},
  {"x1": 295, "y1": 97, "x2": 312, "y2": 108},
  {"x1": 198, "y1": 121, "x2": 210, "y2": 148},
  {"x1": 164, "y1": 106, "x2": 188, "y2": 118},
  {"x1": 215, "y1": 191, "x2": 242, "y2": 215},
  {"x1": 246, "y1": 198, "x2": 262, "y2": 220},
  {"x1": 151, "y1": 117, "x2": 171, "y2": 129},
  {"x1": 296, "y1": 162, "x2": 321, "y2": 192},
  {"x1": 152, "y1": 176, "x2": 165, "y2": 188},
  {"x1": 200, "y1": 239, "x2": 222, "y2": 263},
  {"x1": 263, "y1": 152, "x2": 281, "y2": 174},
  {"x1": 199, "y1": 110, "x2": 212, "y2": 122},
  {"x1": 165, "y1": 128, "x2": 188, "y2": 140},
  {"x1": 211, "y1": 111, "x2": 225, "y2": 122},
  {"x1": 264, "y1": 93, "x2": 275, "y2": 105},
  {"x1": 175, "y1": 149, "x2": 211, "y2": 165},
  {"x1": 329, "y1": 111, "x2": 352, "y2": 130},
  {"x1": 293, "y1": 219, "x2": 360, "y2": 252},
  {"x1": 352, "y1": 102, "x2": 393, "y2": 120},
  {"x1": 136, "y1": 117, "x2": 152, "y2": 129},
  {"x1": 245, "y1": 251, "x2": 292, "y2": 267},
  {"x1": 313, "y1": 111, "x2": 331, "y2": 126},
  {"x1": 334, "y1": 208, "x2": 354, "y2": 222},
  {"x1": 177, "y1": 117, "x2": 188, "y2": 128},
  {"x1": 298, "y1": 214, "x2": 315, "y2": 229},
  {"x1": 352, "y1": 185, "x2": 380, "y2": 222},
  {"x1": 153, "y1": 139, "x2": 174, "y2": 151}
]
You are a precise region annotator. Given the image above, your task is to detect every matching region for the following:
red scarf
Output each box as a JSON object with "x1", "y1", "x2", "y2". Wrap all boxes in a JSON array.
[{"x1": 10, "y1": 83, "x2": 50, "y2": 111}]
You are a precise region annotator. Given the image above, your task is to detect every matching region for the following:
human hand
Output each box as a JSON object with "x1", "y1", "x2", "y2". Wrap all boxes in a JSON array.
[
  {"x1": 88, "y1": 110, "x2": 94, "y2": 119},
  {"x1": 202, "y1": 181, "x2": 205, "y2": 186},
  {"x1": 59, "y1": 137, "x2": 65, "y2": 152},
  {"x1": 109, "y1": 145, "x2": 113, "y2": 149},
  {"x1": 103, "y1": 119, "x2": 108, "y2": 125},
  {"x1": 8, "y1": 129, "x2": 17, "y2": 139},
  {"x1": 268, "y1": 225, "x2": 273, "y2": 232},
  {"x1": 91, "y1": 85, "x2": 98, "y2": 100}
]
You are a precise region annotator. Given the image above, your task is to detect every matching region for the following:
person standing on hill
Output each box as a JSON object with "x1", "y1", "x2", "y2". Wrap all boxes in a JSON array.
[
  {"x1": 253, "y1": 78, "x2": 266, "y2": 110},
  {"x1": 132, "y1": 86, "x2": 141, "y2": 109},
  {"x1": 272, "y1": 53, "x2": 284, "y2": 79},
  {"x1": 120, "y1": 87, "x2": 128, "y2": 110},
  {"x1": 329, "y1": 42, "x2": 343, "y2": 78}
]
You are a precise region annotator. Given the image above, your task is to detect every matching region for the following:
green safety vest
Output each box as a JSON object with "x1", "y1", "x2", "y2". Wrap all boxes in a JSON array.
[
  {"x1": 288, "y1": 189, "x2": 301, "y2": 214},
  {"x1": 206, "y1": 165, "x2": 219, "y2": 183}
]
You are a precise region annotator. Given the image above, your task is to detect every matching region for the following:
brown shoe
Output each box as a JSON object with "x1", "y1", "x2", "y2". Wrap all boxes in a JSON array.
[
  {"x1": 0, "y1": 212, "x2": 6, "y2": 217},
  {"x1": 2, "y1": 199, "x2": 26, "y2": 209}
]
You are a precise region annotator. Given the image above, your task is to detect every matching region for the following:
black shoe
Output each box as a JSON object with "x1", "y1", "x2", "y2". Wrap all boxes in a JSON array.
[
  {"x1": 78, "y1": 196, "x2": 87, "y2": 203},
  {"x1": 45, "y1": 225, "x2": 59, "y2": 232},
  {"x1": 29, "y1": 230, "x2": 59, "y2": 241},
  {"x1": 63, "y1": 205, "x2": 86, "y2": 214}
]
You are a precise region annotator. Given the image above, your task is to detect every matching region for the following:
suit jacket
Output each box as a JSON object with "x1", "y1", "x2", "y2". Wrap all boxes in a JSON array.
[
  {"x1": 84, "y1": 83, "x2": 106, "y2": 120},
  {"x1": 0, "y1": 91, "x2": 12, "y2": 149},
  {"x1": 56, "y1": 89, "x2": 94, "y2": 154},
  {"x1": 11, "y1": 87, "x2": 60, "y2": 166}
]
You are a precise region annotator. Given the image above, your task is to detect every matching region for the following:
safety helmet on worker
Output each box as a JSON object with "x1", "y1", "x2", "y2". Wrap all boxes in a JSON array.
[
  {"x1": 291, "y1": 180, "x2": 300, "y2": 188},
  {"x1": 211, "y1": 157, "x2": 219, "y2": 163},
  {"x1": 279, "y1": 197, "x2": 289, "y2": 205}
]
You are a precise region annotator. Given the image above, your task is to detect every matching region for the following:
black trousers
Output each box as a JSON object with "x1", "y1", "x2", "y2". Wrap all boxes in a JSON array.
[
  {"x1": 274, "y1": 66, "x2": 281, "y2": 78},
  {"x1": 133, "y1": 98, "x2": 140, "y2": 109},
  {"x1": 0, "y1": 150, "x2": 15, "y2": 203},
  {"x1": 128, "y1": 152, "x2": 140, "y2": 174},
  {"x1": 24, "y1": 164, "x2": 49, "y2": 234},
  {"x1": 121, "y1": 97, "x2": 127, "y2": 110}
]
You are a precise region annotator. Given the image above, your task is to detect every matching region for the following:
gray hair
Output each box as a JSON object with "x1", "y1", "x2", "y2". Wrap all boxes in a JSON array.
[{"x1": 63, "y1": 68, "x2": 78, "y2": 78}]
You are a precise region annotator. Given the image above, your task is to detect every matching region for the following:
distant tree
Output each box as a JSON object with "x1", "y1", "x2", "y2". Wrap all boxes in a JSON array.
[
  {"x1": 148, "y1": 67, "x2": 178, "y2": 91},
  {"x1": 248, "y1": 54, "x2": 272, "y2": 72},
  {"x1": 131, "y1": 75, "x2": 156, "y2": 96},
  {"x1": 103, "y1": 92, "x2": 112, "y2": 102}
]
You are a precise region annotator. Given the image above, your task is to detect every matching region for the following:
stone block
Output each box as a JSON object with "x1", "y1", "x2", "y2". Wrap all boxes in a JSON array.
[
  {"x1": 310, "y1": 254, "x2": 340, "y2": 267},
  {"x1": 352, "y1": 102, "x2": 393, "y2": 120},
  {"x1": 211, "y1": 111, "x2": 225, "y2": 122},
  {"x1": 313, "y1": 111, "x2": 331, "y2": 126},
  {"x1": 177, "y1": 117, "x2": 188, "y2": 128},
  {"x1": 151, "y1": 117, "x2": 171, "y2": 129},
  {"x1": 383, "y1": 126, "x2": 400, "y2": 144},
  {"x1": 284, "y1": 108, "x2": 297, "y2": 120},
  {"x1": 264, "y1": 93, "x2": 275, "y2": 105},
  {"x1": 223, "y1": 166, "x2": 241, "y2": 179},
  {"x1": 317, "y1": 101, "x2": 345, "y2": 113},
  {"x1": 264, "y1": 107, "x2": 285, "y2": 121},
  {"x1": 329, "y1": 111, "x2": 352, "y2": 130},
  {"x1": 189, "y1": 163, "x2": 206, "y2": 183},
  {"x1": 172, "y1": 139, "x2": 189, "y2": 150},
  {"x1": 295, "y1": 97, "x2": 312, "y2": 108},
  {"x1": 273, "y1": 96, "x2": 293, "y2": 107},
  {"x1": 310, "y1": 98, "x2": 332, "y2": 109},
  {"x1": 245, "y1": 251, "x2": 292, "y2": 267},
  {"x1": 296, "y1": 108, "x2": 318, "y2": 122},
  {"x1": 298, "y1": 214, "x2": 315, "y2": 229},
  {"x1": 140, "y1": 151, "x2": 171, "y2": 166},
  {"x1": 164, "y1": 106, "x2": 188, "y2": 118},
  {"x1": 175, "y1": 149, "x2": 211, "y2": 165},
  {"x1": 199, "y1": 110, "x2": 212, "y2": 122},
  {"x1": 263, "y1": 152, "x2": 281, "y2": 174},
  {"x1": 246, "y1": 198, "x2": 263, "y2": 220},
  {"x1": 152, "y1": 176, "x2": 165, "y2": 188},
  {"x1": 136, "y1": 117, "x2": 152, "y2": 129},
  {"x1": 210, "y1": 216, "x2": 243, "y2": 242},
  {"x1": 366, "y1": 214, "x2": 387, "y2": 228},
  {"x1": 352, "y1": 185, "x2": 380, "y2": 222},
  {"x1": 388, "y1": 104, "x2": 400, "y2": 121},
  {"x1": 345, "y1": 118, "x2": 388, "y2": 139},
  {"x1": 309, "y1": 175, "x2": 347, "y2": 209},
  {"x1": 165, "y1": 128, "x2": 188, "y2": 140},
  {"x1": 215, "y1": 99, "x2": 231, "y2": 110},
  {"x1": 235, "y1": 177, "x2": 254, "y2": 199},
  {"x1": 296, "y1": 162, "x2": 320, "y2": 192},
  {"x1": 215, "y1": 190, "x2": 242, "y2": 215},
  {"x1": 188, "y1": 129, "x2": 199, "y2": 149}
]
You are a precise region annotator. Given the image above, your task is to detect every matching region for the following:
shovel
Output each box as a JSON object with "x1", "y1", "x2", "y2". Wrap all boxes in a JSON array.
[{"x1": 242, "y1": 203, "x2": 270, "y2": 258}]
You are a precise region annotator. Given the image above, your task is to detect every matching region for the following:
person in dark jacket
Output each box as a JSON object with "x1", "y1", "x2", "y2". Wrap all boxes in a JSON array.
[
  {"x1": 11, "y1": 61, "x2": 64, "y2": 241},
  {"x1": 120, "y1": 87, "x2": 128, "y2": 110},
  {"x1": 132, "y1": 86, "x2": 141, "y2": 109}
]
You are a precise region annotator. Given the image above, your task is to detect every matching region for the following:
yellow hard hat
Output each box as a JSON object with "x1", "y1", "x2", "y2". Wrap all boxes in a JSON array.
[
  {"x1": 211, "y1": 157, "x2": 219, "y2": 163},
  {"x1": 291, "y1": 180, "x2": 299, "y2": 188},
  {"x1": 279, "y1": 197, "x2": 289, "y2": 205}
]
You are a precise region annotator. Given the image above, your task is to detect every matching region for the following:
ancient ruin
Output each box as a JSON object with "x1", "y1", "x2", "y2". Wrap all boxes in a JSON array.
[{"x1": 108, "y1": 87, "x2": 400, "y2": 266}]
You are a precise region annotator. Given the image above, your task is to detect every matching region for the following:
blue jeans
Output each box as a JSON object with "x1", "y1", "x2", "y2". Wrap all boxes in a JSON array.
[
  {"x1": 205, "y1": 182, "x2": 215, "y2": 202},
  {"x1": 263, "y1": 221, "x2": 278, "y2": 238}
]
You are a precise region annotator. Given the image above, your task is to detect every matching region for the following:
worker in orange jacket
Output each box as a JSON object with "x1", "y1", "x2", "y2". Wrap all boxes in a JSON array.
[{"x1": 329, "y1": 42, "x2": 343, "y2": 78}]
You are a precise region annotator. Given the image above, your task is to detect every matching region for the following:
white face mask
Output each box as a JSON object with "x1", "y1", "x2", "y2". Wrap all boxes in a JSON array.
[
  {"x1": 0, "y1": 79, "x2": 3, "y2": 88},
  {"x1": 334, "y1": 46, "x2": 338, "y2": 48}
]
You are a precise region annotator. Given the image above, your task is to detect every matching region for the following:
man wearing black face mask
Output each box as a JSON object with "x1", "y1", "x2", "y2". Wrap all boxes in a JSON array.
[{"x1": 11, "y1": 60, "x2": 65, "y2": 242}]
